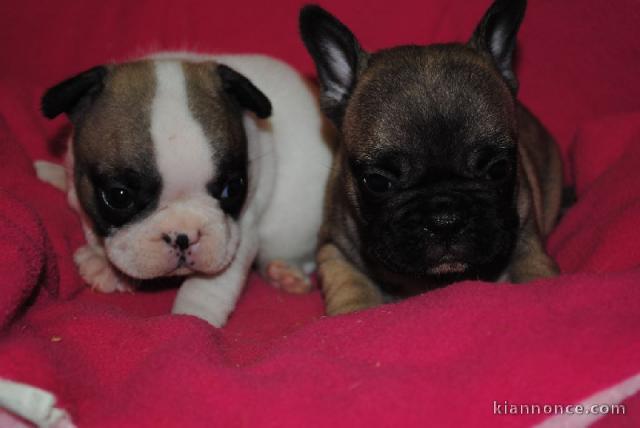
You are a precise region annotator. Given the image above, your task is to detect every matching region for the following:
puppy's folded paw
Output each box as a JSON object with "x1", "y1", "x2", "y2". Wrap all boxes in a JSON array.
[
  {"x1": 74, "y1": 245, "x2": 134, "y2": 293},
  {"x1": 264, "y1": 260, "x2": 312, "y2": 294},
  {"x1": 316, "y1": 243, "x2": 385, "y2": 315}
]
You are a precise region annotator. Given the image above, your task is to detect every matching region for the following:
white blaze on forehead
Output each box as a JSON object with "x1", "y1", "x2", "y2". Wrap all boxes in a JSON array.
[{"x1": 151, "y1": 61, "x2": 215, "y2": 203}]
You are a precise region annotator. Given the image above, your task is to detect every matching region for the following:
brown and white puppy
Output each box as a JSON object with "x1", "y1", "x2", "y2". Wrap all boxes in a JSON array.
[
  {"x1": 37, "y1": 54, "x2": 332, "y2": 326},
  {"x1": 299, "y1": 0, "x2": 563, "y2": 315}
]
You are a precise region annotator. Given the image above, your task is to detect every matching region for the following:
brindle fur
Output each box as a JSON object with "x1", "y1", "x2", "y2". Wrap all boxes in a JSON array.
[{"x1": 301, "y1": 2, "x2": 563, "y2": 315}]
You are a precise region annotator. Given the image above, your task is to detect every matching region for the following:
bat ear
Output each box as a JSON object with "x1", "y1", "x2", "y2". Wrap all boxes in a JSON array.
[
  {"x1": 299, "y1": 4, "x2": 368, "y2": 126},
  {"x1": 469, "y1": 0, "x2": 527, "y2": 93},
  {"x1": 217, "y1": 64, "x2": 272, "y2": 119},
  {"x1": 41, "y1": 66, "x2": 108, "y2": 119}
]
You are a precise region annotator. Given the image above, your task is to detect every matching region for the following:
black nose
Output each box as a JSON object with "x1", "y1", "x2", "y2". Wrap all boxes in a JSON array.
[
  {"x1": 425, "y1": 196, "x2": 467, "y2": 234},
  {"x1": 175, "y1": 233, "x2": 190, "y2": 251}
]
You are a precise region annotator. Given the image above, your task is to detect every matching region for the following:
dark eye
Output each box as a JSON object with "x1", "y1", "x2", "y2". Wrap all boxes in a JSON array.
[
  {"x1": 100, "y1": 186, "x2": 134, "y2": 211},
  {"x1": 220, "y1": 176, "x2": 246, "y2": 201},
  {"x1": 212, "y1": 174, "x2": 248, "y2": 218},
  {"x1": 485, "y1": 158, "x2": 511, "y2": 181},
  {"x1": 361, "y1": 173, "x2": 393, "y2": 195}
]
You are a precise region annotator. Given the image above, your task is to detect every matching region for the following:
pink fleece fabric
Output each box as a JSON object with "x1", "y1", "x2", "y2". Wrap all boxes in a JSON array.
[{"x1": 0, "y1": 0, "x2": 639, "y2": 426}]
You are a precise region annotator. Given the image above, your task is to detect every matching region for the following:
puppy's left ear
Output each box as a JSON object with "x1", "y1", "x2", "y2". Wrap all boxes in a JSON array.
[
  {"x1": 299, "y1": 5, "x2": 368, "y2": 126},
  {"x1": 469, "y1": 0, "x2": 527, "y2": 93},
  {"x1": 217, "y1": 64, "x2": 272, "y2": 119}
]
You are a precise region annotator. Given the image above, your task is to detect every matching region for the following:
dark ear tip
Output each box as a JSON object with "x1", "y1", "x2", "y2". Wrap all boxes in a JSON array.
[
  {"x1": 41, "y1": 95, "x2": 60, "y2": 119},
  {"x1": 493, "y1": 0, "x2": 526, "y2": 7},
  {"x1": 217, "y1": 64, "x2": 272, "y2": 119},
  {"x1": 41, "y1": 86, "x2": 66, "y2": 119},
  {"x1": 299, "y1": 4, "x2": 325, "y2": 21},
  {"x1": 493, "y1": 0, "x2": 527, "y2": 19},
  {"x1": 40, "y1": 66, "x2": 107, "y2": 120},
  {"x1": 255, "y1": 102, "x2": 272, "y2": 119},
  {"x1": 299, "y1": 4, "x2": 334, "y2": 32}
]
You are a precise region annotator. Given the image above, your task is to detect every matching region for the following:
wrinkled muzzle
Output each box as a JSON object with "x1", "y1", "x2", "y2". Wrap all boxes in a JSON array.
[
  {"x1": 366, "y1": 189, "x2": 517, "y2": 278},
  {"x1": 104, "y1": 195, "x2": 240, "y2": 279}
]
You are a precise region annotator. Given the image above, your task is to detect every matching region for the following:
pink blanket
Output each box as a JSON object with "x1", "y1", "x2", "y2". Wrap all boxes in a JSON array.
[{"x1": 1, "y1": 0, "x2": 639, "y2": 426}]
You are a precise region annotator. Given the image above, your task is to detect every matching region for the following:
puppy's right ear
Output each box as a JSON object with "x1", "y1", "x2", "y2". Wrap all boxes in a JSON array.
[
  {"x1": 469, "y1": 0, "x2": 526, "y2": 93},
  {"x1": 41, "y1": 66, "x2": 108, "y2": 120},
  {"x1": 217, "y1": 64, "x2": 272, "y2": 119},
  {"x1": 299, "y1": 5, "x2": 367, "y2": 126}
]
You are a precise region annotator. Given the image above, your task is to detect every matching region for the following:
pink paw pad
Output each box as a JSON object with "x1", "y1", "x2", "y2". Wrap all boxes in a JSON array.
[{"x1": 266, "y1": 260, "x2": 312, "y2": 294}]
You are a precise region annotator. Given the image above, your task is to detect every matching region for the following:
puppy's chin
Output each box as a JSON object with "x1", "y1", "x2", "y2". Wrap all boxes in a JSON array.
[
  {"x1": 168, "y1": 266, "x2": 198, "y2": 277},
  {"x1": 367, "y1": 244, "x2": 512, "y2": 299}
]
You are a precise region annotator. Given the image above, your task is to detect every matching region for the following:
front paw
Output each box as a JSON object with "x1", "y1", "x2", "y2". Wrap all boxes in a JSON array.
[
  {"x1": 317, "y1": 243, "x2": 384, "y2": 316},
  {"x1": 325, "y1": 296, "x2": 382, "y2": 317},
  {"x1": 508, "y1": 242, "x2": 560, "y2": 283},
  {"x1": 172, "y1": 277, "x2": 238, "y2": 328},
  {"x1": 264, "y1": 259, "x2": 312, "y2": 294},
  {"x1": 74, "y1": 245, "x2": 134, "y2": 293},
  {"x1": 508, "y1": 260, "x2": 559, "y2": 283}
]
